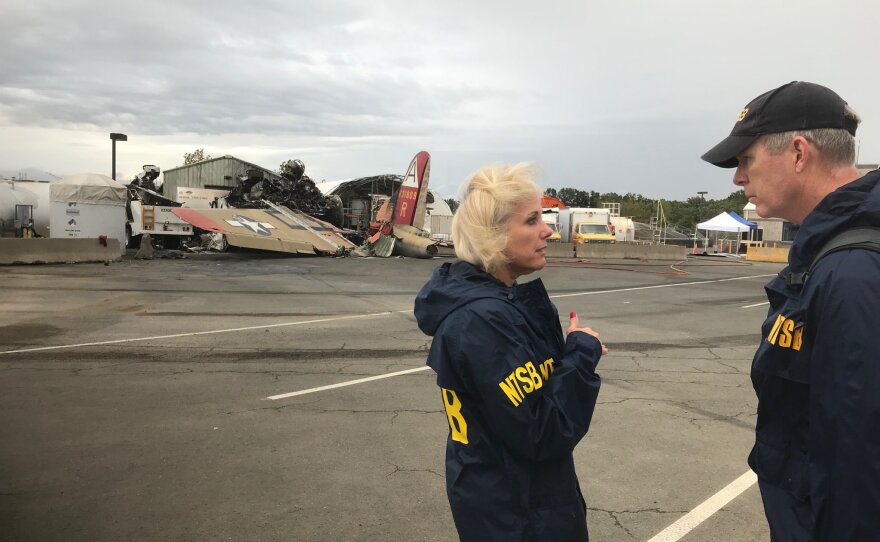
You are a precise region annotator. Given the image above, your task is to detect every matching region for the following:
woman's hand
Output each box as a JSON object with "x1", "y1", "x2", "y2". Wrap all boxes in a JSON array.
[{"x1": 567, "y1": 311, "x2": 609, "y2": 355}]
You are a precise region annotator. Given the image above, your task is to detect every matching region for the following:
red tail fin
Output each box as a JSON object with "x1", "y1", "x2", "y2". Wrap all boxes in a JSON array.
[{"x1": 392, "y1": 151, "x2": 431, "y2": 229}]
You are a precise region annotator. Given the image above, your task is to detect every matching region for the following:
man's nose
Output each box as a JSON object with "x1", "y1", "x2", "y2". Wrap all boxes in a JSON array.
[{"x1": 732, "y1": 166, "x2": 747, "y2": 186}]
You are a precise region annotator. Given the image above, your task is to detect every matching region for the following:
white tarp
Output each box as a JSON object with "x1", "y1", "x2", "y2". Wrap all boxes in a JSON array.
[
  {"x1": 50, "y1": 173, "x2": 127, "y2": 205},
  {"x1": 49, "y1": 173, "x2": 126, "y2": 254},
  {"x1": 697, "y1": 211, "x2": 754, "y2": 233}
]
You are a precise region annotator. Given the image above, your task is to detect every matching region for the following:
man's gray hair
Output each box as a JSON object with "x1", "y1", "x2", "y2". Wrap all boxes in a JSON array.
[{"x1": 761, "y1": 105, "x2": 862, "y2": 166}]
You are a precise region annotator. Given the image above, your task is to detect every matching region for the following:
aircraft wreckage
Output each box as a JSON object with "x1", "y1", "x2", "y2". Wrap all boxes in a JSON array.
[
  {"x1": 366, "y1": 151, "x2": 440, "y2": 258},
  {"x1": 161, "y1": 151, "x2": 445, "y2": 258}
]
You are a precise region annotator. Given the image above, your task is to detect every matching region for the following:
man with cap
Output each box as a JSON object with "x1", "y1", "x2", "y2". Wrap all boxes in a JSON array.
[{"x1": 702, "y1": 81, "x2": 880, "y2": 541}]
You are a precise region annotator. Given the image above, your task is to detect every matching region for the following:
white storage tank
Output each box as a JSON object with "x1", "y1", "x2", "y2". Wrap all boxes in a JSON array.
[
  {"x1": 611, "y1": 216, "x2": 635, "y2": 242},
  {"x1": 0, "y1": 180, "x2": 51, "y2": 236}
]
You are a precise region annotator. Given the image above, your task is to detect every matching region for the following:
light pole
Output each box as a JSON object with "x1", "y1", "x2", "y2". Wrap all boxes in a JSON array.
[
  {"x1": 696, "y1": 191, "x2": 708, "y2": 220},
  {"x1": 110, "y1": 133, "x2": 128, "y2": 180},
  {"x1": 697, "y1": 191, "x2": 708, "y2": 250}
]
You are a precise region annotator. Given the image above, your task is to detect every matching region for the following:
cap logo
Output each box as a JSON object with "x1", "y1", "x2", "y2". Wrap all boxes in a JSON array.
[{"x1": 737, "y1": 107, "x2": 749, "y2": 122}]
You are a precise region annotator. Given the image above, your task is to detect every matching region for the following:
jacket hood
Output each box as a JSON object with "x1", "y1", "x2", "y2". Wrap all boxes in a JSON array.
[
  {"x1": 788, "y1": 169, "x2": 880, "y2": 271},
  {"x1": 414, "y1": 261, "x2": 513, "y2": 336}
]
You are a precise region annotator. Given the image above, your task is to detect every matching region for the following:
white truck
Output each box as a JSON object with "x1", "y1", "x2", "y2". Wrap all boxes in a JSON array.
[
  {"x1": 127, "y1": 197, "x2": 194, "y2": 248},
  {"x1": 558, "y1": 207, "x2": 615, "y2": 244},
  {"x1": 541, "y1": 209, "x2": 562, "y2": 242},
  {"x1": 125, "y1": 166, "x2": 194, "y2": 249}
]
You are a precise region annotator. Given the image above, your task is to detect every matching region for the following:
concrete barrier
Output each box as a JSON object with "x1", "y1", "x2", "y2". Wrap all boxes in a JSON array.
[
  {"x1": 0, "y1": 238, "x2": 123, "y2": 265},
  {"x1": 545, "y1": 242, "x2": 575, "y2": 258},
  {"x1": 746, "y1": 245, "x2": 790, "y2": 263},
  {"x1": 575, "y1": 243, "x2": 688, "y2": 260}
]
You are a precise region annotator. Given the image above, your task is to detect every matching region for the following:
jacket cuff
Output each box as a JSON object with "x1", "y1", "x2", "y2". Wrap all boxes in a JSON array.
[{"x1": 564, "y1": 331, "x2": 602, "y2": 370}]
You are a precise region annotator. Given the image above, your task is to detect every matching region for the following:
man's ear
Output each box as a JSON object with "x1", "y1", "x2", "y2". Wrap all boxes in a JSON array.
[{"x1": 791, "y1": 136, "x2": 811, "y2": 173}]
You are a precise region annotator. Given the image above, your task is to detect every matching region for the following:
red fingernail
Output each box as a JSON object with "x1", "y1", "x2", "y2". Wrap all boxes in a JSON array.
[{"x1": 570, "y1": 311, "x2": 576, "y2": 318}]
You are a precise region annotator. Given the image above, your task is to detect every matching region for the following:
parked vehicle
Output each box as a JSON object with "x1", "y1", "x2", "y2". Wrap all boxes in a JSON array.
[
  {"x1": 125, "y1": 165, "x2": 193, "y2": 249},
  {"x1": 127, "y1": 198, "x2": 193, "y2": 248},
  {"x1": 558, "y1": 208, "x2": 616, "y2": 244},
  {"x1": 541, "y1": 209, "x2": 562, "y2": 242}
]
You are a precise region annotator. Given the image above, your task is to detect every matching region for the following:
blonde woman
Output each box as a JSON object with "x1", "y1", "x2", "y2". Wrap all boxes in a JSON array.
[{"x1": 415, "y1": 163, "x2": 607, "y2": 541}]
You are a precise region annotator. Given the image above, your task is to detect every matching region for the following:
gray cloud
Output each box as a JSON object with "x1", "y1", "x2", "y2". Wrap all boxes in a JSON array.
[{"x1": 1, "y1": 0, "x2": 878, "y2": 199}]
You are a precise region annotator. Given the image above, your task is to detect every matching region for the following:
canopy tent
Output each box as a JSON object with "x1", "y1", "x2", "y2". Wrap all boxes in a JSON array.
[
  {"x1": 697, "y1": 211, "x2": 756, "y2": 232},
  {"x1": 696, "y1": 211, "x2": 757, "y2": 254}
]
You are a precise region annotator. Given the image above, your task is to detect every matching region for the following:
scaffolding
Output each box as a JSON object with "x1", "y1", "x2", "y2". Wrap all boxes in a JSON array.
[{"x1": 651, "y1": 200, "x2": 669, "y2": 245}]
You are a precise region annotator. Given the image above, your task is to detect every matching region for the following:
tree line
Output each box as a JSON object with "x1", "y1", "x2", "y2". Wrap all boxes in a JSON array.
[{"x1": 448, "y1": 188, "x2": 748, "y2": 232}]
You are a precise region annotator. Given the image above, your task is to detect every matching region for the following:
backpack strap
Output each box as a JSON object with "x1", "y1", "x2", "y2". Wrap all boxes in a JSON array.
[{"x1": 785, "y1": 226, "x2": 880, "y2": 289}]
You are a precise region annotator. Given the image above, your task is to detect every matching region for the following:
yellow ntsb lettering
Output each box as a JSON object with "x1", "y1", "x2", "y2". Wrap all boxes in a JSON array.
[
  {"x1": 499, "y1": 374, "x2": 523, "y2": 406},
  {"x1": 767, "y1": 314, "x2": 804, "y2": 351},
  {"x1": 515, "y1": 366, "x2": 534, "y2": 393},
  {"x1": 498, "y1": 360, "x2": 552, "y2": 407},
  {"x1": 539, "y1": 358, "x2": 556, "y2": 380},
  {"x1": 441, "y1": 388, "x2": 468, "y2": 444}
]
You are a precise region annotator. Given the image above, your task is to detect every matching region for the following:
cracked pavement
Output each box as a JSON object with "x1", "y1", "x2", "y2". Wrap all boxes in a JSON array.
[{"x1": 0, "y1": 252, "x2": 783, "y2": 541}]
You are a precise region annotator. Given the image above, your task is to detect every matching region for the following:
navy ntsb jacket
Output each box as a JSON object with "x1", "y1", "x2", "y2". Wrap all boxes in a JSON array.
[
  {"x1": 414, "y1": 261, "x2": 602, "y2": 542},
  {"x1": 751, "y1": 170, "x2": 880, "y2": 540}
]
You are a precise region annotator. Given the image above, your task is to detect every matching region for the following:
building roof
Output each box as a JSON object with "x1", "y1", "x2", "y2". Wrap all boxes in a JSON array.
[{"x1": 163, "y1": 155, "x2": 278, "y2": 176}]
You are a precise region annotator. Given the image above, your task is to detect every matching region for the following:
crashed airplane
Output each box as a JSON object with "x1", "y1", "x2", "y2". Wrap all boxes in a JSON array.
[
  {"x1": 164, "y1": 151, "x2": 442, "y2": 257},
  {"x1": 367, "y1": 151, "x2": 441, "y2": 258},
  {"x1": 172, "y1": 201, "x2": 354, "y2": 255}
]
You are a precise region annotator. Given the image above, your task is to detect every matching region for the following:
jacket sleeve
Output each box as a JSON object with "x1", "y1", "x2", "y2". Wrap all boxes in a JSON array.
[
  {"x1": 449, "y1": 302, "x2": 602, "y2": 462},
  {"x1": 807, "y1": 250, "x2": 880, "y2": 539}
]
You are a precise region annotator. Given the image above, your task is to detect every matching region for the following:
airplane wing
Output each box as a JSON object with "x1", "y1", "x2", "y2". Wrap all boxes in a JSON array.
[{"x1": 172, "y1": 206, "x2": 355, "y2": 255}]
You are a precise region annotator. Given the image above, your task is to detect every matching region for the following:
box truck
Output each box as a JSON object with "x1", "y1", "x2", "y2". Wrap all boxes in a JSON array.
[{"x1": 558, "y1": 208, "x2": 615, "y2": 244}]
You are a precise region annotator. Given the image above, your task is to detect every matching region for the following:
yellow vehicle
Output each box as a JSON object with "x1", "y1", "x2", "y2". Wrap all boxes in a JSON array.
[
  {"x1": 547, "y1": 223, "x2": 562, "y2": 242},
  {"x1": 571, "y1": 222, "x2": 615, "y2": 244},
  {"x1": 559, "y1": 208, "x2": 616, "y2": 244}
]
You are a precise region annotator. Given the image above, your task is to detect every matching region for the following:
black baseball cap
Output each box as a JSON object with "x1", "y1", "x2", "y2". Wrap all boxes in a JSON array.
[{"x1": 701, "y1": 81, "x2": 859, "y2": 168}]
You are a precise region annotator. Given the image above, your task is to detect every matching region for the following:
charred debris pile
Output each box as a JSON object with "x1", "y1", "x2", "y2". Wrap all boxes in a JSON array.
[{"x1": 225, "y1": 160, "x2": 342, "y2": 221}]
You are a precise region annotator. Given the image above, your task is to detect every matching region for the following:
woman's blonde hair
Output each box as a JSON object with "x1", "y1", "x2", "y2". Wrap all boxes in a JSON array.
[{"x1": 452, "y1": 162, "x2": 542, "y2": 275}]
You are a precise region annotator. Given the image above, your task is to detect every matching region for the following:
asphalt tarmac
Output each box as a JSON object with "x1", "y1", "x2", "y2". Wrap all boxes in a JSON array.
[{"x1": 0, "y1": 251, "x2": 784, "y2": 541}]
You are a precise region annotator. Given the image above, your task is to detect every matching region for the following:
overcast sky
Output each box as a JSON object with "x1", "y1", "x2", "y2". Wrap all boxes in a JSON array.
[{"x1": 1, "y1": 0, "x2": 877, "y2": 200}]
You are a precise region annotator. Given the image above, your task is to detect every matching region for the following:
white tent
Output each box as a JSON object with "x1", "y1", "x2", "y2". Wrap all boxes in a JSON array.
[
  {"x1": 697, "y1": 211, "x2": 754, "y2": 233},
  {"x1": 696, "y1": 212, "x2": 756, "y2": 254},
  {"x1": 49, "y1": 173, "x2": 127, "y2": 254}
]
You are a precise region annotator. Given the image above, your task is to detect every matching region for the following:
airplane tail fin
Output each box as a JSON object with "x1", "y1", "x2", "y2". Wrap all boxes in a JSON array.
[{"x1": 391, "y1": 151, "x2": 431, "y2": 229}]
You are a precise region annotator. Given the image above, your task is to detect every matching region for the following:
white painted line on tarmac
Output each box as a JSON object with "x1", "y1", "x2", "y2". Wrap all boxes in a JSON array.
[
  {"x1": 264, "y1": 277, "x2": 776, "y2": 401},
  {"x1": 1, "y1": 275, "x2": 774, "y2": 357},
  {"x1": 0, "y1": 311, "x2": 398, "y2": 356},
  {"x1": 741, "y1": 301, "x2": 770, "y2": 309},
  {"x1": 266, "y1": 366, "x2": 431, "y2": 400},
  {"x1": 646, "y1": 470, "x2": 758, "y2": 542},
  {"x1": 550, "y1": 274, "x2": 776, "y2": 299}
]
